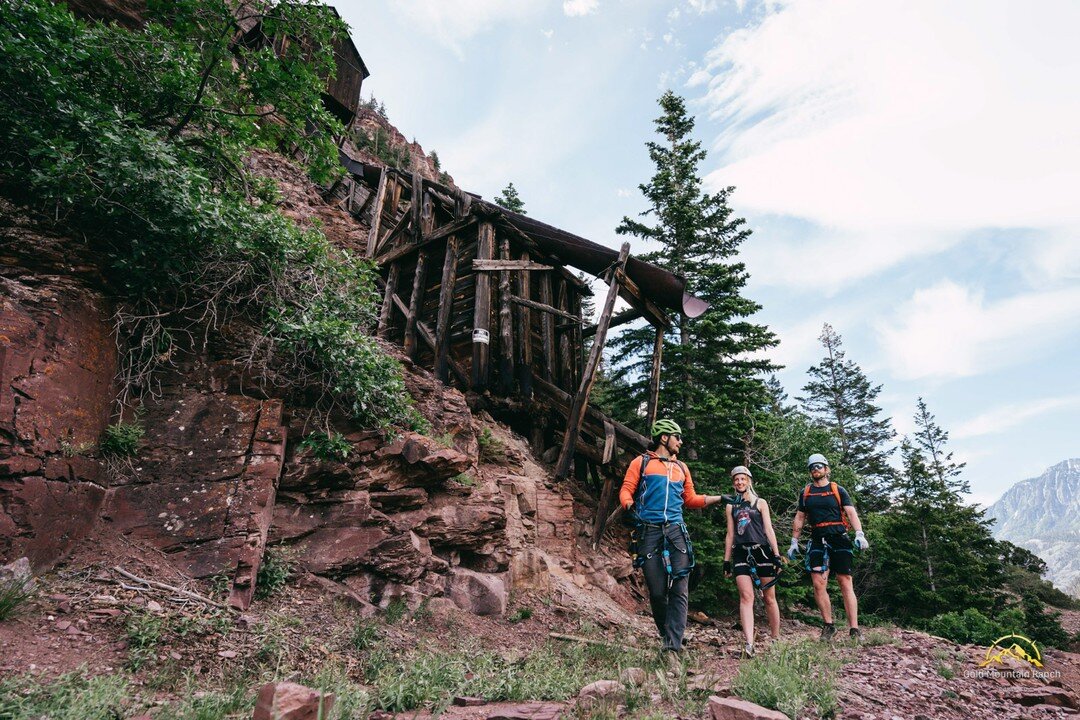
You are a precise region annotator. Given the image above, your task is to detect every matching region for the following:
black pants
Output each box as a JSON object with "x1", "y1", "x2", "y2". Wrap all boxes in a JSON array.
[{"x1": 640, "y1": 523, "x2": 693, "y2": 652}]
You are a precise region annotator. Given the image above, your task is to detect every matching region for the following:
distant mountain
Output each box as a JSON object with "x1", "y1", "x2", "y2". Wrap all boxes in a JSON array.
[{"x1": 986, "y1": 459, "x2": 1080, "y2": 595}]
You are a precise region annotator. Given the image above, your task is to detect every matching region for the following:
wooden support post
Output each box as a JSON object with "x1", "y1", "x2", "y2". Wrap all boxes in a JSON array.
[
  {"x1": 646, "y1": 326, "x2": 664, "y2": 430},
  {"x1": 591, "y1": 470, "x2": 615, "y2": 550},
  {"x1": 411, "y1": 172, "x2": 423, "y2": 242},
  {"x1": 434, "y1": 236, "x2": 458, "y2": 383},
  {"x1": 387, "y1": 288, "x2": 469, "y2": 387},
  {"x1": 365, "y1": 168, "x2": 388, "y2": 257},
  {"x1": 403, "y1": 250, "x2": 429, "y2": 357},
  {"x1": 377, "y1": 261, "x2": 400, "y2": 338},
  {"x1": 555, "y1": 243, "x2": 630, "y2": 480},
  {"x1": 498, "y1": 236, "x2": 515, "y2": 395},
  {"x1": 516, "y1": 250, "x2": 533, "y2": 398},
  {"x1": 539, "y1": 272, "x2": 555, "y2": 383},
  {"x1": 602, "y1": 419, "x2": 617, "y2": 465},
  {"x1": 472, "y1": 221, "x2": 495, "y2": 390},
  {"x1": 556, "y1": 280, "x2": 573, "y2": 391}
]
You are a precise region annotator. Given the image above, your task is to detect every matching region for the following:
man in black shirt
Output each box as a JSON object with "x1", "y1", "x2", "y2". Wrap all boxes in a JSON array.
[{"x1": 787, "y1": 453, "x2": 869, "y2": 641}]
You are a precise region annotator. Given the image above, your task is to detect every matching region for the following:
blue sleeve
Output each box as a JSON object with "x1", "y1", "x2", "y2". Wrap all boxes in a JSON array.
[{"x1": 838, "y1": 486, "x2": 854, "y2": 507}]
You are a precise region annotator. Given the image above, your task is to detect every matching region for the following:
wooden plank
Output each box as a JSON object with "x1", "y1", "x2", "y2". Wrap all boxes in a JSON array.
[
  {"x1": 555, "y1": 243, "x2": 630, "y2": 480},
  {"x1": 583, "y1": 307, "x2": 643, "y2": 338},
  {"x1": 411, "y1": 172, "x2": 423, "y2": 243},
  {"x1": 389, "y1": 293, "x2": 469, "y2": 388},
  {"x1": 365, "y1": 167, "x2": 389, "y2": 257},
  {"x1": 556, "y1": 280, "x2": 574, "y2": 391},
  {"x1": 497, "y1": 236, "x2": 515, "y2": 395},
  {"x1": 602, "y1": 419, "x2": 617, "y2": 465},
  {"x1": 532, "y1": 376, "x2": 649, "y2": 450},
  {"x1": 434, "y1": 235, "x2": 459, "y2": 383},
  {"x1": 373, "y1": 207, "x2": 412, "y2": 259},
  {"x1": 402, "y1": 249, "x2": 429, "y2": 357},
  {"x1": 472, "y1": 260, "x2": 554, "y2": 272},
  {"x1": 516, "y1": 250, "x2": 533, "y2": 398},
  {"x1": 591, "y1": 470, "x2": 615, "y2": 550},
  {"x1": 646, "y1": 326, "x2": 664, "y2": 429},
  {"x1": 614, "y1": 268, "x2": 671, "y2": 329},
  {"x1": 508, "y1": 295, "x2": 582, "y2": 324},
  {"x1": 377, "y1": 261, "x2": 400, "y2": 338},
  {"x1": 472, "y1": 221, "x2": 495, "y2": 390},
  {"x1": 373, "y1": 214, "x2": 477, "y2": 267},
  {"x1": 539, "y1": 272, "x2": 556, "y2": 382}
]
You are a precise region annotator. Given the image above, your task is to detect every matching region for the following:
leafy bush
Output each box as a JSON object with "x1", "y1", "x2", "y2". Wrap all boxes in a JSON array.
[
  {"x1": 299, "y1": 431, "x2": 352, "y2": 461},
  {"x1": 477, "y1": 427, "x2": 505, "y2": 464},
  {"x1": 731, "y1": 639, "x2": 841, "y2": 719},
  {"x1": 255, "y1": 548, "x2": 294, "y2": 600},
  {"x1": 0, "y1": 576, "x2": 35, "y2": 620},
  {"x1": 0, "y1": 0, "x2": 417, "y2": 430},
  {"x1": 99, "y1": 420, "x2": 144, "y2": 457},
  {"x1": 508, "y1": 607, "x2": 533, "y2": 623}
]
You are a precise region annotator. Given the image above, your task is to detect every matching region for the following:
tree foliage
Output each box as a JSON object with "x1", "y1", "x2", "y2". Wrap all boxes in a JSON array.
[
  {"x1": 798, "y1": 324, "x2": 894, "y2": 510},
  {"x1": 0, "y1": 0, "x2": 416, "y2": 428},
  {"x1": 495, "y1": 182, "x2": 526, "y2": 215}
]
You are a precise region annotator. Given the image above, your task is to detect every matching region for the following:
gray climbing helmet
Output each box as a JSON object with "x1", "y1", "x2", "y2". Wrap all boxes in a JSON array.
[
  {"x1": 807, "y1": 453, "x2": 830, "y2": 468},
  {"x1": 730, "y1": 465, "x2": 752, "y2": 478}
]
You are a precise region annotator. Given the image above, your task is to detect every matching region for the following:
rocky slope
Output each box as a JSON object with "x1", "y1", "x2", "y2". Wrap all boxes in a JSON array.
[{"x1": 988, "y1": 459, "x2": 1080, "y2": 595}]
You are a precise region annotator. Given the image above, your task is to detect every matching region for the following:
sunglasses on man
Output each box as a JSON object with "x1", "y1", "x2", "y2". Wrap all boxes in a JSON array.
[{"x1": 809, "y1": 463, "x2": 826, "y2": 471}]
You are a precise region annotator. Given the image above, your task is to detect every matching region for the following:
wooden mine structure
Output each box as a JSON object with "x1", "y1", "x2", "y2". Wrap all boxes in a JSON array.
[{"x1": 336, "y1": 155, "x2": 709, "y2": 510}]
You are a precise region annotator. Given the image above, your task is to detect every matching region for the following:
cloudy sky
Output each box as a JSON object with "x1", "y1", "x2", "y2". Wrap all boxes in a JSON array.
[{"x1": 339, "y1": 0, "x2": 1080, "y2": 507}]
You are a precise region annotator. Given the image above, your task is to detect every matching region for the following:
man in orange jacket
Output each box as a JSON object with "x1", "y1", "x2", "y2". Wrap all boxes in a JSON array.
[{"x1": 620, "y1": 418, "x2": 725, "y2": 657}]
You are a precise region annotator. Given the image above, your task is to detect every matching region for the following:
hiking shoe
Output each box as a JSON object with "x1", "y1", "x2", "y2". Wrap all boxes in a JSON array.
[
  {"x1": 743, "y1": 642, "x2": 755, "y2": 658},
  {"x1": 849, "y1": 627, "x2": 862, "y2": 642},
  {"x1": 820, "y1": 623, "x2": 836, "y2": 642}
]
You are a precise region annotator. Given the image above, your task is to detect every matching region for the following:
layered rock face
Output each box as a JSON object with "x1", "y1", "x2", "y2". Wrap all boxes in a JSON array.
[{"x1": 0, "y1": 196, "x2": 637, "y2": 616}]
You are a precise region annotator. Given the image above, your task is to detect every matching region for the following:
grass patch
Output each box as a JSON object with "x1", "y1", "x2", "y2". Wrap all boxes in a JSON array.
[
  {"x1": 477, "y1": 427, "x2": 506, "y2": 464},
  {"x1": 859, "y1": 628, "x2": 897, "y2": 647},
  {"x1": 509, "y1": 607, "x2": 533, "y2": 624},
  {"x1": 382, "y1": 598, "x2": 409, "y2": 625},
  {"x1": 452, "y1": 472, "x2": 476, "y2": 487},
  {"x1": 731, "y1": 638, "x2": 843, "y2": 719},
  {"x1": 0, "y1": 575, "x2": 35, "y2": 620},
  {"x1": 0, "y1": 671, "x2": 132, "y2": 720},
  {"x1": 255, "y1": 548, "x2": 294, "y2": 600}
]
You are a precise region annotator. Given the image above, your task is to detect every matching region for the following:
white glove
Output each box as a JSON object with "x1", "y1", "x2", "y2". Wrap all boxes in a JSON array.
[
  {"x1": 854, "y1": 531, "x2": 869, "y2": 550},
  {"x1": 787, "y1": 537, "x2": 800, "y2": 560}
]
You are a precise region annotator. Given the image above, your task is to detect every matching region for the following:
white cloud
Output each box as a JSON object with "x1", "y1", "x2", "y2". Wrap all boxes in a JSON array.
[
  {"x1": 697, "y1": 0, "x2": 1080, "y2": 285},
  {"x1": 687, "y1": 0, "x2": 720, "y2": 13},
  {"x1": 686, "y1": 68, "x2": 711, "y2": 87},
  {"x1": 954, "y1": 396, "x2": 1080, "y2": 440},
  {"x1": 616, "y1": 188, "x2": 633, "y2": 198},
  {"x1": 876, "y1": 281, "x2": 1080, "y2": 380},
  {"x1": 387, "y1": 0, "x2": 545, "y2": 57},
  {"x1": 541, "y1": 28, "x2": 554, "y2": 40},
  {"x1": 563, "y1": 0, "x2": 599, "y2": 17}
]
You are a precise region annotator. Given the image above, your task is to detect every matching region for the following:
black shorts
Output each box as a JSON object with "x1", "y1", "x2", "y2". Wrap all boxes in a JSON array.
[
  {"x1": 732, "y1": 544, "x2": 778, "y2": 578},
  {"x1": 807, "y1": 533, "x2": 853, "y2": 575}
]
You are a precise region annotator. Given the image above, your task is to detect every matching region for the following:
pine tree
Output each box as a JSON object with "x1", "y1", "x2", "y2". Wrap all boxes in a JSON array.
[
  {"x1": 912, "y1": 397, "x2": 967, "y2": 494},
  {"x1": 799, "y1": 323, "x2": 894, "y2": 509},
  {"x1": 495, "y1": 182, "x2": 526, "y2": 214},
  {"x1": 607, "y1": 91, "x2": 777, "y2": 465}
]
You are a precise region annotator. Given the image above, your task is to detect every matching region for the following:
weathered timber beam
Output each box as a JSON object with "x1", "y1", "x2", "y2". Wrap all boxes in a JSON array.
[
  {"x1": 582, "y1": 307, "x2": 644, "y2": 339},
  {"x1": 373, "y1": 207, "x2": 412, "y2": 259},
  {"x1": 373, "y1": 214, "x2": 477, "y2": 267},
  {"x1": 472, "y1": 260, "x2": 554, "y2": 272},
  {"x1": 539, "y1": 272, "x2": 556, "y2": 383},
  {"x1": 646, "y1": 326, "x2": 664, "y2": 430},
  {"x1": 472, "y1": 221, "x2": 495, "y2": 390},
  {"x1": 377, "y1": 262, "x2": 401, "y2": 338},
  {"x1": 434, "y1": 236, "x2": 458, "y2": 384},
  {"x1": 509, "y1": 295, "x2": 583, "y2": 324},
  {"x1": 532, "y1": 376, "x2": 648, "y2": 450},
  {"x1": 492, "y1": 218, "x2": 592, "y2": 294},
  {"x1": 602, "y1": 419, "x2": 616, "y2": 465},
  {"x1": 402, "y1": 249, "x2": 429, "y2": 357},
  {"x1": 614, "y1": 268, "x2": 671, "y2": 329},
  {"x1": 385, "y1": 284, "x2": 469, "y2": 388},
  {"x1": 591, "y1": 469, "x2": 615, "y2": 550},
  {"x1": 555, "y1": 242, "x2": 630, "y2": 480},
  {"x1": 365, "y1": 168, "x2": 389, "y2": 257},
  {"x1": 516, "y1": 249, "x2": 534, "y2": 398},
  {"x1": 411, "y1": 173, "x2": 423, "y2": 243},
  {"x1": 497, "y1": 236, "x2": 515, "y2": 395},
  {"x1": 556, "y1": 280, "x2": 574, "y2": 391}
]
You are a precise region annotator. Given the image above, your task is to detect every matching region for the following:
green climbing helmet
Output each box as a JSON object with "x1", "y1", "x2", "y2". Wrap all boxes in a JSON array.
[{"x1": 650, "y1": 418, "x2": 682, "y2": 438}]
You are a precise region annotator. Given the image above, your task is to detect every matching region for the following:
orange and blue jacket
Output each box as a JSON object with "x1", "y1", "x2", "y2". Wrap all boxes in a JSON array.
[{"x1": 619, "y1": 452, "x2": 707, "y2": 525}]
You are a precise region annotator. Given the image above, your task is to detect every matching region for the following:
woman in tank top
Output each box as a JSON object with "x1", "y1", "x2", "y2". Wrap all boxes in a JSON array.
[{"x1": 723, "y1": 465, "x2": 782, "y2": 657}]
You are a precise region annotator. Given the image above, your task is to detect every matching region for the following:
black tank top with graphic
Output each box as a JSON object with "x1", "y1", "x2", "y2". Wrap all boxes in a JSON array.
[{"x1": 732, "y1": 497, "x2": 769, "y2": 547}]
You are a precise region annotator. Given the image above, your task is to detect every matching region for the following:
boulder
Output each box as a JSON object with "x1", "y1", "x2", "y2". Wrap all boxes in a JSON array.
[
  {"x1": 252, "y1": 682, "x2": 334, "y2": 720},
  {"x1": 619, "y1": 667, "x2": 647, "y2": 687},
  {"x1": 371, "y1": 432, "x2": 471, "y2": 487},
  {"x1": 708, "y1": 696, "x2": 790, "y2": 720},
  {"x1": 578, "y1": 679, "x2": 624, "y2": 708},
  {"x1": 447, "y1": 568, "x2": 507, "y2": 616}
]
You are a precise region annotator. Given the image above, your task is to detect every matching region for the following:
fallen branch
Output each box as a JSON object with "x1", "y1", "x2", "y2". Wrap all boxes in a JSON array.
[
  {"x1": 549, "y1": 632, "x2": 641, "y2": 653},
  {"x1": 113, "y1": 566, "x2": 233, "y2": 611}
]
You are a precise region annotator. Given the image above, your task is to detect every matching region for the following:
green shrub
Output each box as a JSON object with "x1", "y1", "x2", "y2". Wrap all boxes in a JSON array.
[
  {"x1": 0, "y1": 576, "x2": 35, "y2": 620},
  {"x1": 100, "y1": 420, "x2": 143, "y2": 456},
  {"x1": 731, "y1": 639, "x2": 841, "y2": 719},
  {"x1": 299, "y1": 431, "x2": 352, "y2": 461},
  {"x1": 351, "y1": 620, "x2": 380, "y2": 651},
  {"x1": 255, "y1": 548, "x2": 293, "y2": 600},
  {"x1": 452, "y1": 472, "x2": 476, "y2": 487},
  {"x1": 477, "y1": 427, "x2": 505, "y2": 463},
  {"x1": 508, "y1": 607, "x2": 533, "y2": 623},
  {"x1": 382, "y1": 598, "x2": 408, "y2": 625}
]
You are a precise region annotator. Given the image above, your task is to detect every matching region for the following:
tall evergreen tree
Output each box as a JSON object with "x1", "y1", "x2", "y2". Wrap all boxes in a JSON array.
[
  {"x1": 607, "y1": 91, "x2": 777, "y2": 466},
  {"x1": 495, "y1": 182, "x2": 526, "y2": 214},
  {"x1": 799, "y1": 323, "x2": 894, "y2": 509},
  {"x1": 912, "y1": 397, "x2": 967, "y2": 494}
]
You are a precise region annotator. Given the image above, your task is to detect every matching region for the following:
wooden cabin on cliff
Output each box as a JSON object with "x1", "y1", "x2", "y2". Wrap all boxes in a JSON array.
[{"x1": 335, "y1": 154, "x2": 709, "y2": 517}]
